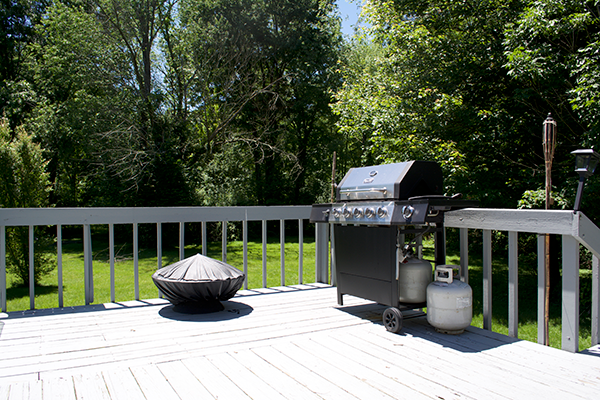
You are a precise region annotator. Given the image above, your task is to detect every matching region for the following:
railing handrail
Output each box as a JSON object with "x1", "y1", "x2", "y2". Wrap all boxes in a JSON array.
[
  {"x1": 0, "y1": 205, "x2": 312, "y2": 226},
  {"x1": 446, "y1": 208, "x2": 600, "y2": 257}
]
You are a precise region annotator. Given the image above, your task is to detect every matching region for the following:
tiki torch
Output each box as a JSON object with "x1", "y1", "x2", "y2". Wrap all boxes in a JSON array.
[{"x1": 542, "y1": 113, "x2": 557, "y2": 346}]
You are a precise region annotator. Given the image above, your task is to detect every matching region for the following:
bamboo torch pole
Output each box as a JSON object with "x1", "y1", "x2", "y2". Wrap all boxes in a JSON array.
[
  {"x1": 331, "y1": 151, "x2": 337, "y2": 203},
  {"x1": 543, "y1": 113, "x2": 557, "y2": 346}
]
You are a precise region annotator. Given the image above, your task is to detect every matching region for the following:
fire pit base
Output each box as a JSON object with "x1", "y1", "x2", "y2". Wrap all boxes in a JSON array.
[{"x1": 171, "y1": 299, "x2": 225, "y2": 314}]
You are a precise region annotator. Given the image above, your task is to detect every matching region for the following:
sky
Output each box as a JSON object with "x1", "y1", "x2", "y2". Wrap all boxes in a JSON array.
[{"x1": 337, "y1": 0, "x2": 363, "y2": 38}]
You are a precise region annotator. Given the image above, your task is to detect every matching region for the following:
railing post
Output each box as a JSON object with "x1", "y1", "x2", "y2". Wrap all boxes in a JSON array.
[
  {"x1": 592, "y1": 255, "x2": 599, "y2": 346},
  {"x1": 459, "y1": 228, "x2": 469, "y2": 283},
  {"x1": 537, "y1": 234, "x2": 547, "y2": 345},
  {"x1": 508, "y1": 231, "x2": 518, "y2": 338},
  {"x1": 57, "y1": 225, "x2": 63, "y2": 308},
  {"x1": 483, "y1": 229, "x2": 492, "y2": 330},
  {"x1": 0, "y1": 225, "x2": 6, "y2": 313},
  {"x1": 83, "y1": 224, "x2": 93, "y2": 305},
  {"x1": 562, "y1": 235, "x2": 579, "y2": 352},
  {"x1": 315, "y1": 223, "x2": 329, "y2": 284},
  {"x1": 29, "y1": 225, "x2": 34, "y2": 310}
]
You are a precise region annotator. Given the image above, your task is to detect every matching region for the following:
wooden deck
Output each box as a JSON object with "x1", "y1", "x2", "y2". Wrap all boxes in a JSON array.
[{"x1": 0, "y1": 284, "x2": 599, "y2": 399}]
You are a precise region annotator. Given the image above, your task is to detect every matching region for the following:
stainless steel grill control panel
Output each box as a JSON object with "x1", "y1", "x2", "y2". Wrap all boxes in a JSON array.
[{"x1": 328, "y1": 201, "x2": 395, "y2": 225}]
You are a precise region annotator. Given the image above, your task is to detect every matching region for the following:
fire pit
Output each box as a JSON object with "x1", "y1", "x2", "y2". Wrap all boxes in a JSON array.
[
  {"x1": 310, "y1": 161, "x2": 477, "y2": 332},
  {"x1": 152, "y1": 253, "x2": 245, "y2": 313}
]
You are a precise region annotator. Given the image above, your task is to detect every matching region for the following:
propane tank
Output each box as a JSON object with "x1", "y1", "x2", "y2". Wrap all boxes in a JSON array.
[
  {"x1": 426, "y1": 265, "x2": 472, "y2": 334},
  {"x1": 398, "y1": 255, "x2": 432, "y2": 303}
]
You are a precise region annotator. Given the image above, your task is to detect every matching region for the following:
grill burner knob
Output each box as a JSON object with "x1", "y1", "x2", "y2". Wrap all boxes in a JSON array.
[
  {"x1": 402, "y1": 205, "x2": 415, "y2": 220},
  {"x1": 343, "y1": 207, "x2": 353, "y2": 218},
  {"x1": 332, "y1": 208, "x2": 342, "y2": 218},
  {"x1": 365, "y1": 208, "x2": 376, "y2": 219},
  {"x1": 353, "y1": 208, "x2": 364, "y2": 218},
  {"x1": 377, "y1": 207, "x2": 388, "y2": 218}
]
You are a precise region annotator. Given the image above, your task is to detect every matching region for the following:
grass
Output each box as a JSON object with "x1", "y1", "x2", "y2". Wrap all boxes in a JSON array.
[
  {"x1": 3, "y1": 233, "x2": 594, "y2": 351},
  {"x1": 5, "y1": 234, "x2": 316, "y2": 312}
]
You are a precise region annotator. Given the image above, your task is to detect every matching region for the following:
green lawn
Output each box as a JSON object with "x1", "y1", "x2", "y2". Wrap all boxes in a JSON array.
[
  {"x1": 3, "y1": 235, "x2": 594, "y2": 351},
  {"x1": 5, "y1": 236, "x2": 317, "y2": 311}
]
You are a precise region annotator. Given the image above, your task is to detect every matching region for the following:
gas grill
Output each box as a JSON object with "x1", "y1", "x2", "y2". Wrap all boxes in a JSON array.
[{"x1": 310, "y1": 161, "x2": 478, "y2": 333}]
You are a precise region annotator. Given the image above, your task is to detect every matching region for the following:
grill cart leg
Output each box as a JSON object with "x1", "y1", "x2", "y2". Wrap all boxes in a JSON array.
[{"x1": 383, "y1": 307, "x2": 403, "y2": 333}]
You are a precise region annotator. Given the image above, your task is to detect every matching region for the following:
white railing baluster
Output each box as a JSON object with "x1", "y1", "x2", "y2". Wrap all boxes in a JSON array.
[
  {"x1": 83, "y1": 224, "x2": 93, "y2": 305},
  {"x1": 299, "y1": 219, "x2": 304, "y2": 285},
  {"x1": 483, "y1": 229, "x2": 492, "y2": 330},
  {"x1": 157, "y1": 222, "x2": 163, "y2": 298},
  {"x1": 201, "y1": 221, "x2": 207, "y2": 256},
  {"x1": 179, "y1": 222, "x2": 185, "y2": 260},
  {"x1": 109, "y1": 223, "x2": 115, "y2": 303},
  {"x1": 280, "y1": 219, "x2": 285, "y2": 287},
  {"x1": 508, "y1": 231, "x2": 518, "y2": 338},
  {"x1": 537, "y1": 234, "x2": 547, "y2": 345},
  {"x1": 459, "y1": 228, "x2": 469, "y2": 283},
  {"x1": 562, "y1": 235, "x2": 580, "y2": 352},
  {"x1": 133, "y1": 223, "x2": 139, "y2": 301},
  {"x1": 243, "y1": 219, "x2": 248, "y2": 290},
  {"x1": 262, "y1": 220, "x2": 267, "y2": 288},
  {"x1": 592, "y1": 255, "x2": 599, "y2": 346},
  {"x1": 29, "y1": 225, "x2": 34, "y2": 310},
  {"x1": 222, "y1": 221, "x2": 227, "y2": 263},
  {"x1": 57, "y1": 225, "x2": 63, "y2": 308},
  {"x1": 1, "y1": 225, "x2": 6, "y2": 312}
]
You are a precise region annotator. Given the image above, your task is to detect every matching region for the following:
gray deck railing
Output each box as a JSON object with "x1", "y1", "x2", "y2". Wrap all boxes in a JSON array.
[
  {"x1": 0, "y1": 206, "x2": 331, "y2": 313},
  {"x1": 445, "y1": 208, "x2": 600, "y2": 353},
  {"x1": 1, "y1": 206, "x2": 598, "y2": 353}
]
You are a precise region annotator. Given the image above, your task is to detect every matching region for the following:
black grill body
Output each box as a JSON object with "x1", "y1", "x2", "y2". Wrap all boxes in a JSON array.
[{"x1": 310, "y1": 161, "x2": 477, "y2": 309}]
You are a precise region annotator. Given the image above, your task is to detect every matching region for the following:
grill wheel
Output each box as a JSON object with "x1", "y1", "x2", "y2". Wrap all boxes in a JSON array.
[{"x1": 383, "y1": 307, "x2": 403, "y2": 333}]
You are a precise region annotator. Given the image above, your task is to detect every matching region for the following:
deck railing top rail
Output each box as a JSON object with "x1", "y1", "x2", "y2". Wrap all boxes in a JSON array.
[
  {"x1": 445, "y1": 208, "x2": 600, "y2": 258},
  {"x1": 0, "y1": 206, "x2": 312, "y2": 226}
]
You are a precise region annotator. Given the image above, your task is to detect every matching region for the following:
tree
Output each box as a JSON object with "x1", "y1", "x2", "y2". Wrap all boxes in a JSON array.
[
  {"x1": 333, "y1": 0, "x2": 559, "y2": 206},
  {"x1": 0, "y1": 117, "x2": 55, "y2": 285},
  {"x1": 504, "y1": 0, "x2": 600, "y2": 219}
]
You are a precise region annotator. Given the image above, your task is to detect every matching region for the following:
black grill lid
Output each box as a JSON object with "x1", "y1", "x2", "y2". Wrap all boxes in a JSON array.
[{"x1": 336, "y1": 161, "x2": 443, "y2": 201}]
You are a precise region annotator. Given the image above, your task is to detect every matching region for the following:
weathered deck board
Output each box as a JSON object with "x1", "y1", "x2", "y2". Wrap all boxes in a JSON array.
[{"x1": 0, "y1": 284, "x2": 599, "y2": 399}]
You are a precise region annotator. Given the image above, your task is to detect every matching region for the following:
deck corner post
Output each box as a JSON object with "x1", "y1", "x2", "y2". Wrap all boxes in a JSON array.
[{"x1": 562, "y1": 235, "x2": 580, "y2": 353}]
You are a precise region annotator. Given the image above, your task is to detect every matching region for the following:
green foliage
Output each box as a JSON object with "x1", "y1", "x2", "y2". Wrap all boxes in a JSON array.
[
  {"x1": 0, "y1": 117, "x2": 55, "y2": 285},
  {"x1": 333, "y1": 0, "x2": 539, "y2": 204},
  {"x1": 517, "y1": 189, "x2": 571, "y2": 210}
]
